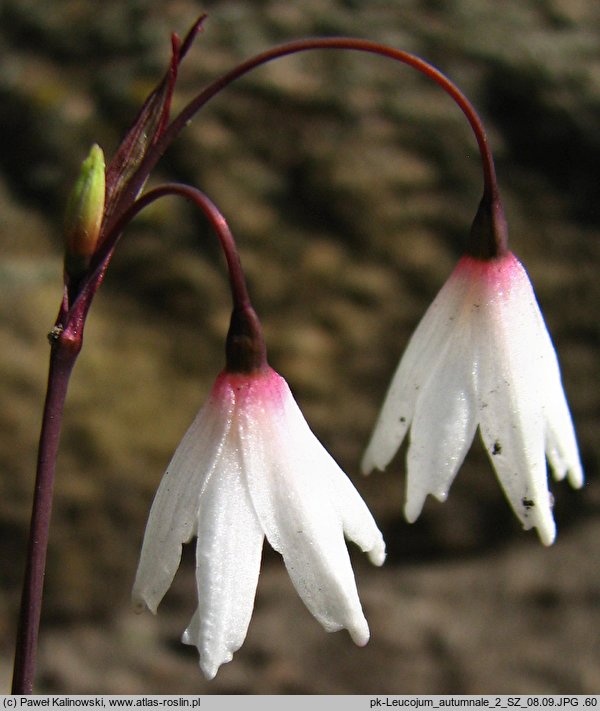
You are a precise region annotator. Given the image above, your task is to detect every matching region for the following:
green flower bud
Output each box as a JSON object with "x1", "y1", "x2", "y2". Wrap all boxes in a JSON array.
[{"x1": 64, "y1": 144, "x2": 105, "y2": 279}]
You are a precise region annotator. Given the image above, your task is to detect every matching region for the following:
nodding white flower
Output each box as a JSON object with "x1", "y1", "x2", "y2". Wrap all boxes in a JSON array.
[
  {"x1": 362, "y1": 251, "x2": 583, "y2": 546},
  {"x1": 133, "y1": 366, "x2": 385, "y2": 680}
]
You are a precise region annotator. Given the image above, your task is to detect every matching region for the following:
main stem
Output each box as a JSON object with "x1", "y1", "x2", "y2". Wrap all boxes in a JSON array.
[{"x1": 12, "y1": 343, "x2": 78, "y2": 694}]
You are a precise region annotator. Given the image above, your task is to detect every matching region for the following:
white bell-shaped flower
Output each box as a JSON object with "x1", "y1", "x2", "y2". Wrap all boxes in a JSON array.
[
  {"x1": 362, "y1": 251, "x2": 583, "y2": 545},
  {"x1": 134, "y1": 367, "x2": 385, "y2": 679}
]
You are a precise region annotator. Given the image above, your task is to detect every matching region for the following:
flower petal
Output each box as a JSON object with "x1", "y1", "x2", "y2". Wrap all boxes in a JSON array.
[
  {"x1": 404, "y1": 322, "x2": 478, "y2": 523},
  {"x1": 476, "y1": 255, "x2": 556, "y2": 545},
  {"x1": 534, "y1": 333, "x2": 584, "y2": 490},
  {"x1": 362, "y1": 260, "x2": 478, "y2": 474},
  {"x1": 515, "y1": 279, "x2": 583, "y2": 488},
  {"x1": 544, "y1": 384, "x2": 584, "y2": 489},
  {"x1": 181, "y1": 427, "x2": 264, "y2": 680},
  {"x1": 323, "y1": 454, "x2": 386, "y2": 567},
  {"x1": 241, "y1": 371, "x2": 373, "y2": 646},
  {"x1": 132, "y1": 383, "x2": 235, "y2": 613}
]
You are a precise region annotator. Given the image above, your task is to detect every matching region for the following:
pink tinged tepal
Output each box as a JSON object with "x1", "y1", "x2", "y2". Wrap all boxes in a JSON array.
[
  {"x1": 362, "y1": 251, "x2": 583, "y2": 546},
  {"x1": 133, "y1": 367, "x2": 385, "y2": 680}
]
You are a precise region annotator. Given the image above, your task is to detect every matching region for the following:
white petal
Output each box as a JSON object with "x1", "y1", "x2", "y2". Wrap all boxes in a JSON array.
[
  {"x1": 132, "y1": 381, "x2": 235, "y2": 613},
  {"x1": 476, "y1": 255, "x2": 556, "y2": 545},
  {"x1": 316, "y1": 440, "x2": 386, "y2": 567},
  {"x1": 531, "y1": 312, "x2": 584, "y2": 489},
  {"x1": 240, "y1": 371, "x2": 373, "y2": 646},
  {"x1": 181, "y1": 430, "x2": 264, "y2": 680},
  {"x1": 362, "y1": 260, "x2": 477, "y2": 474},
  {"x1": 405, "y1": 321, "x2": 478, "y2": 523},
  {"x1": 545, "y1": 386, "x2": 584, "y2": 489}
]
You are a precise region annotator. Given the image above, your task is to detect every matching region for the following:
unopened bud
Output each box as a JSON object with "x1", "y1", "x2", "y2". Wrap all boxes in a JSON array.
[{"x1": 64, "y1": 144, "x2": 105, "y2": 279}]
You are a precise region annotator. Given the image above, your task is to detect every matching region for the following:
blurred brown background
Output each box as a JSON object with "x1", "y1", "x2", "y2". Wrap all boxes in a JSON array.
[{"x1": 1, "y1": 0, "x2": 598, "y2": 694}]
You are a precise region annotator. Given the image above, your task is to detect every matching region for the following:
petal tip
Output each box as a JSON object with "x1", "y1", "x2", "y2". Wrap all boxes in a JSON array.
[
  {"x1": 181, "y1": 629, "x2": 231, "y2": 681},
  {"x1": 199, "y1": 650, "x2": 234, "y2": 681},
  {"x1": 131, "y1": 591, "x2": 156, "y2": 615},
  {"x1": 537, "y1": 524, "x2": 556, "y2": 547},
  {"x1": 568, "y1": 467, "x2": 585, "y2": 490},
  {"x1": 361, "y1": 445, "x2": 395, "y2": 475},
  {"x1": 433, "y1": 489, "x2": 448, "y2": 503},
  {"x1": 360, "y1": 453, "x2": 376, "y2": 475},
  {"x1": 348, "y1": 617, "x2": 370, "y2": 647},
  {"x1": 199, "y1": 659, "x2": 219, "y2": 681},
  {"x1": 368, "y1": 537, "x2": 387, "y2": 567},
  {"x1": 404, "y1": 498, "x2": 423, "y2": 524},
  {"x1": 528, "y1": 513, "x2": 556, "y2": 546}
]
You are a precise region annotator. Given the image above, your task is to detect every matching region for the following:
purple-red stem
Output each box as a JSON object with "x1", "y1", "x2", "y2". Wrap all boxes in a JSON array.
[
  {"x1": 102, "y1": 37, "x2": 504, "y2": 263},
  {"x1": 96, "y1": 36, "x2": 503, "y2": 311},
  {"x1": 12, "y1": 343, "x2": 79, "y2": 694},
  {"x1": 124, "y1": 37, "x2": 500, "y2": 220}
]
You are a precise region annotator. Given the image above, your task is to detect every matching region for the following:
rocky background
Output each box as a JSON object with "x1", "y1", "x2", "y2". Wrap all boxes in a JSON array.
[{"x1": 1, "y1": 0, "x2": 599, "y2": 695}]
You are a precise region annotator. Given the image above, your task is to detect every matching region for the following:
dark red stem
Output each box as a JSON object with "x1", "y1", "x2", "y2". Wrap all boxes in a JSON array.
[
  {"x1": 112, "y1": 37, "x2": 505, "y2": 260},
  {"x1": 99, "y1": 35, "x2": 506, "y2": 299},
  {"x1": 12, "y1": 337, "x2": 80, "y2": 694},
  {"x1": 160, "y1": 38, "x2": 499, "y2": 203}
]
